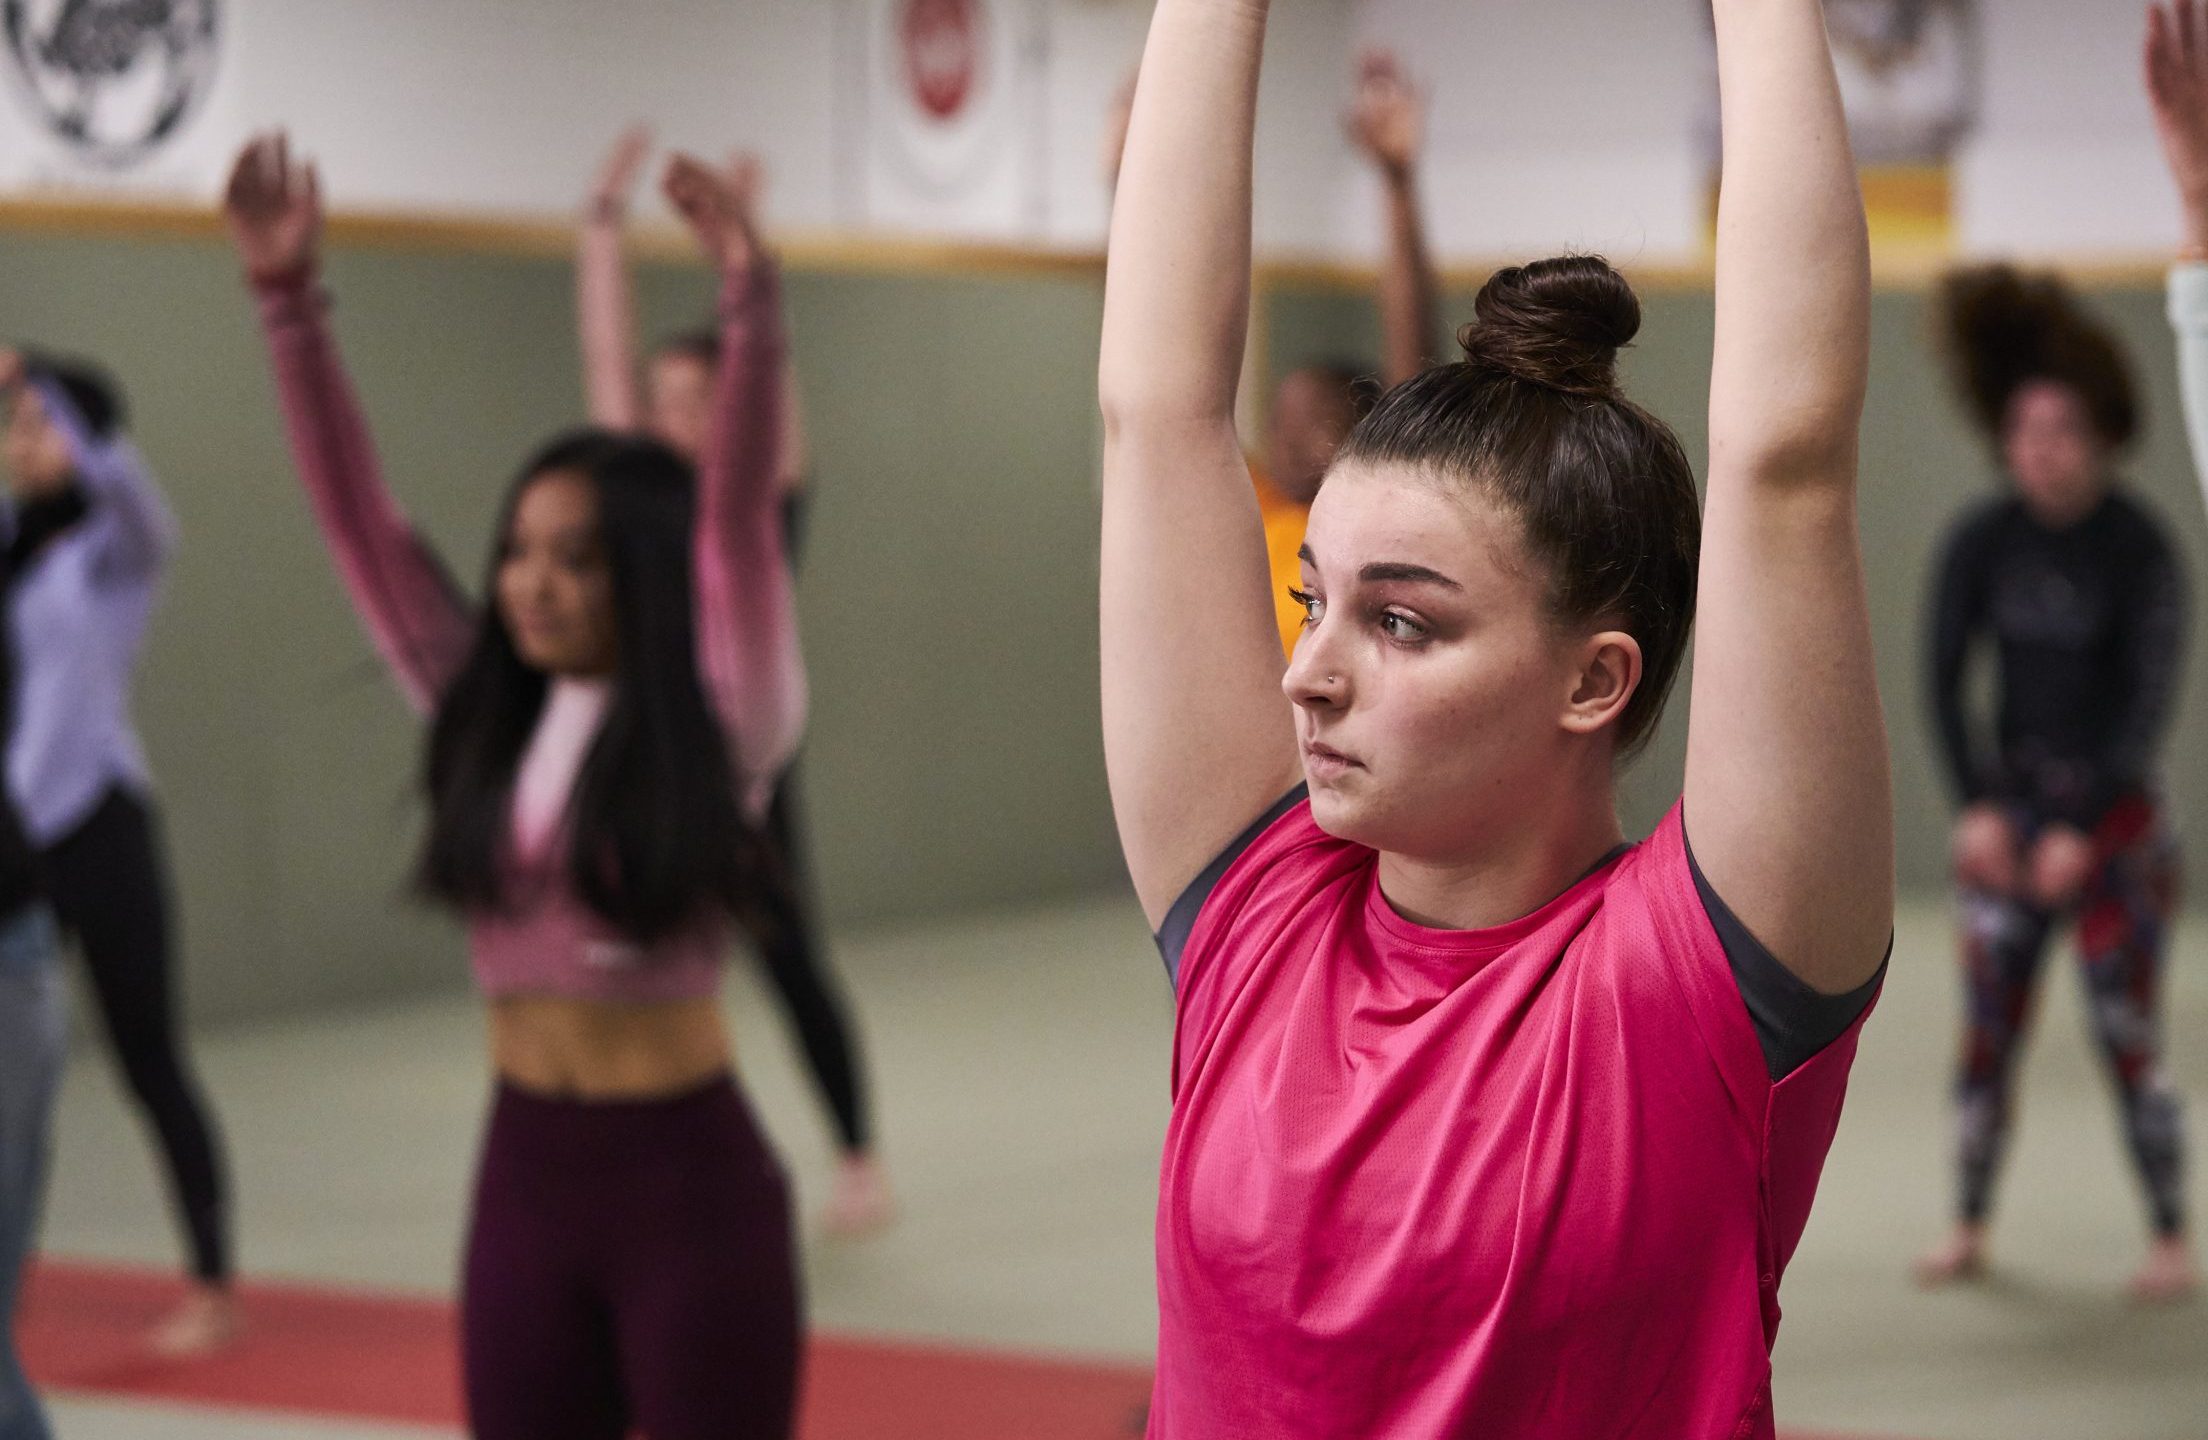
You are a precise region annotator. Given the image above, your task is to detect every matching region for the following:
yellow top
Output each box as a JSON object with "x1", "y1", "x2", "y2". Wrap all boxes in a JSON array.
[{"x1": 1251, "y1": 467, "x2": 1309, "y2": 659}]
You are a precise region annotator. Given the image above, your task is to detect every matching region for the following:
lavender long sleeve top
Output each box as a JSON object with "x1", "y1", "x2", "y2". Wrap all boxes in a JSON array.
[{"x1": 3, "y1": 382, "x2": 177, "y2": 846}]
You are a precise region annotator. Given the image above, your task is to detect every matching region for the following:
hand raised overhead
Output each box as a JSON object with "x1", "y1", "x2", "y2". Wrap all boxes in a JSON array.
[
  {"x1": 223, "y1": 132, "x2": 323, "y2": 284},
  {"x1": 587, "y1": 124, "x2": 655, "y2": 223},
  {"x1": 1345, "y1": 49, "x2": 1423, "y2": 179},
  {"x1": 663, "y1": 150, "x2": 766, "y2": 278},
  {"x1": 2149, "y1": 1, "x2": 2208, "y2": 250}
]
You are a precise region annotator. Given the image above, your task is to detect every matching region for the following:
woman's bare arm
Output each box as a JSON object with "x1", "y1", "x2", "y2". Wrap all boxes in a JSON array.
[
  {"x1": 577, "y1": 125, "x2": 652, "y2": 431},
  {"x1": 1098, "y1": 0, "x2": 1301, "y2": 927},
  {"x1": 1684, "y1": 0, "x2": 1891, "y2": 995}
]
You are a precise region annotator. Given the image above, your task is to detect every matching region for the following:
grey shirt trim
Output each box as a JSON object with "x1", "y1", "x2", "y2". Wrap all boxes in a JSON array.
[
  {"x1": 1154, "y1": 785, "x2": 1309, "y2": 991},
  {"x1": 1683, "y1": 830, "x2": 1887, "y2": 1080}
]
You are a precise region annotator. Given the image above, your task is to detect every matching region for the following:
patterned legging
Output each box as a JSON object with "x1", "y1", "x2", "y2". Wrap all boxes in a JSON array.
[{"x1": 1953, "y1": 796, "x2": 2187, "y2": 1237}]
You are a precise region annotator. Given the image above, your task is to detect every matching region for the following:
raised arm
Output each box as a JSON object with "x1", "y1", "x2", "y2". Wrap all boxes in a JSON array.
[
  {"x1": 29, "y1": 374, "x2": 177, "y2": 582},
  {"x1": 1346, "y1": 50, "x2": 1442, "y2": 386},
  {"x1": 743, "y1": 160, "x2": 813, "y2": 503},
  {"x1": 1683, "y1": 0, "x2": 1889, "y2": 994},
  {"x1": 776, "y1": 354, "x2": 811, "y2": 501},
  {"x1": 224, "y1": 134, "x2": 473, "y2": 716},
  {"x1": 664, "y1": 152, "x2": 806, "y2": 823},
  {"x1": 1099, "y1": 0, "x2": 1302, "y2": 927},
  {"x1": 577, "y1": 125, "x2": 652, "y2": 432},
  {"x1": 2149, "y1": 1, "x2": 2208, "y2": 509}
]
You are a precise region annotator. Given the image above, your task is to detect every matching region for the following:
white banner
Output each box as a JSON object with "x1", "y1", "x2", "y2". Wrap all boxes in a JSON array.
[{"x1": 844, "y1": 0, "x2": 1048, "y2": 240}]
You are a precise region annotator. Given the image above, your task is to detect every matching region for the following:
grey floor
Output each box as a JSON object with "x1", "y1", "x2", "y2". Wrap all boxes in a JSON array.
[{"x1": 34, "y1": 896, "x2": 2208, "y2": 1439}]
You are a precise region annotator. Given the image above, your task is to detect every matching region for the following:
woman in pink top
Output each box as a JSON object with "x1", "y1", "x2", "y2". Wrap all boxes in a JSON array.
[
  {"x1": 1100, "y1": 2, "x2": 1891, "y2": 1436},
  {"x1": 222, "y1": 134, "x2": 806, "y2": 1439}
]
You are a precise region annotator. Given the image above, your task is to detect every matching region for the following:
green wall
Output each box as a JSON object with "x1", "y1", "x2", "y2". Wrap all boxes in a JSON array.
[
  {"x1": 1267, "y1": 275, "x2": 2208, "y2": 902},
  {"x1": 10, "y1": 223, "x2": 2204, "y2": 1026},
  {"x1": 0, "y1": 230, "x2": 1122, "y2": 1022}
]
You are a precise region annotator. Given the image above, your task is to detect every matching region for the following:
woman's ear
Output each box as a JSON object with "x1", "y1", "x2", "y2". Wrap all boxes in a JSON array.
[{"x1": 1560, "y1": 629, "x2": 1642, "y2": 738}]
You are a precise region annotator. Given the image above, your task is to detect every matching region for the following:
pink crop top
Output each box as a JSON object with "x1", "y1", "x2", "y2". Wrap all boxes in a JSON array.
[{"x1": 252, "y1": 264, "x2": 806, "y2": 1002}]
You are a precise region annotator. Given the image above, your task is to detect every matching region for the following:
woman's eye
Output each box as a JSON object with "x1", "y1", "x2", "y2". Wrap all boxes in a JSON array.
[
  {"x1": 1378, "y1": 611, "x2": 1426, "y2": 642},
  {"x1": 1288, "y1": 587, "x2": 1323, "y2": 625}
]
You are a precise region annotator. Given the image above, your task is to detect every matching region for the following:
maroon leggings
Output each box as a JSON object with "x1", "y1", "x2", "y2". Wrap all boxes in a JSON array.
[{"x1": 461, "y1": 1076, "x2": 801, "y2": 1439}]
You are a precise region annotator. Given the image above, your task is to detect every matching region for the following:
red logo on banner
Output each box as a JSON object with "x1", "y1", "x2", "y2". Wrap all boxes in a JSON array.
[{"x1": 899, "y1": 0, "x2": 982, "y2": 123}]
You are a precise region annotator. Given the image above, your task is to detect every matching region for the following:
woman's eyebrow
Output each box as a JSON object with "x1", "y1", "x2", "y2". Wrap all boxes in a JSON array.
[
  {"x1": 1359, "y1": 560, "x2": 1463, "y2": 590},
  {"x1": 1297, "y1": 545, "x2": 1463, "y2": 591}
]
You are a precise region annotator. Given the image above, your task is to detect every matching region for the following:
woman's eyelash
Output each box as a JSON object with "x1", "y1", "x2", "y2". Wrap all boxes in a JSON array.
[{"x1": 1379, "y1": 610, "x2": 1428, "y2": 641}]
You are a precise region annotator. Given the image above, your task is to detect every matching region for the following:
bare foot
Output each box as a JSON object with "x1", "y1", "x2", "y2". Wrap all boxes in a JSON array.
[
  {"x1": 820, "y1": 1153, "x2": 896, "y2": 1238},
  {"x1": 2130, "y1": 1236, "x2": 2199, "y2": 1305},
  {"x1": 150, "y1": 1283, "x2": 242, "y2": 1357},
  {"x1": 1914, "y1": 1225, "x2": 1989, "y2": 1288}
]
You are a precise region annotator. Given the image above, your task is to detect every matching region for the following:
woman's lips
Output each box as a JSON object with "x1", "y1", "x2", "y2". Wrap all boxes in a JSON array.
[{"x1": 1303, "y1": 740, "x2": 1361, "y2": 780}]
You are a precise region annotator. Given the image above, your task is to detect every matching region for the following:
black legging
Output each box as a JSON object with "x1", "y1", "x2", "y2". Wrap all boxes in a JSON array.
[
  {"x1": 748, "y1": 764, "x2": 871, "y2": 1156},
  {"x1": 44, "y1": 787, "x2": 232, "y2": 1283}
]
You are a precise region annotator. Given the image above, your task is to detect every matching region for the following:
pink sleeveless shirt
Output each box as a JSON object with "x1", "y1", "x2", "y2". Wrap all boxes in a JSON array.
[
  {"x1": 1154, "y1": 798, "x2": 1871, "y2": 1439},
  {"x1": 252, "y1": 266, "x2": 804, "y2": 1003}
]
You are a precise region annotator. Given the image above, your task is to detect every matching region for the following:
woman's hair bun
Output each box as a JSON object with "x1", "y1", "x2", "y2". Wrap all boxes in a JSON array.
[{"x1": 1459, "y1": 255, "x2": 1640, "y2": 399}]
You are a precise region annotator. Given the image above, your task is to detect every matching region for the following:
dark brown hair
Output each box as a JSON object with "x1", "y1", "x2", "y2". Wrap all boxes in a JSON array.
[
  {"x1": 22, "y1": 351, "x2": 125, "y2": 439},
  {"x1": 1937, "y1": 264, "x2": 2139, "y2": 448},
  {"x1": 1336, "y1": 255, "x2": 1701, "y2": 756}
]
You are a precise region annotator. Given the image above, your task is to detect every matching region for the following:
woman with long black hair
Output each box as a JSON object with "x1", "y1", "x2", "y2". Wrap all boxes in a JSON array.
[
  {"x1": 225, "y1": 131, "x2": 806, "y2": 1438},
  {"x1": 0, "y1": 343, "x2": 235, "y2": 1354}
]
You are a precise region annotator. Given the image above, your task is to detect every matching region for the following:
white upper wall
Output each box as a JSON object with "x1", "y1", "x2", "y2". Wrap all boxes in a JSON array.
[
  {"x1": 1, "y1": 1, "x2": 846, "y2": 221},
  {"x1": 0, "y1": 0, "x2": 2185, "y2": 262},
  {"x1": 0, "y1": 0, "x2": 1351, "y2": 254},
  {"x1": 250, "y1": 1, "x2": 845, "y2": 223},
  {"x1": 1956, "y1": 0, "x2": 2178, "y2": 255},
  {"x1": 1345, "y1": 0, "x2": 1708, "y2": 265},
  {"x1": 1350, "y1": 0, "x2": 2187, "y2": 266}
]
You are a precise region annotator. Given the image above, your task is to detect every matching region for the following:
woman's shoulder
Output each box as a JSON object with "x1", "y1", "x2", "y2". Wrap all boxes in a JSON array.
[
  {"x1": 1156, "y1": 786, "x2": 1362, "y2": 989},
  {"x1": 1941, "y1": 492, "x2": 2024, "y2": 550},
  {"x1": 2100, "y1": 489, "x2": 2181, "y2": 553}
]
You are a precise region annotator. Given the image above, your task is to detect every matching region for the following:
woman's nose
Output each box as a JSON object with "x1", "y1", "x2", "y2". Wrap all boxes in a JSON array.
[{"x1": 1282, "y1": 627, "x2": 1346, "y2": 709}]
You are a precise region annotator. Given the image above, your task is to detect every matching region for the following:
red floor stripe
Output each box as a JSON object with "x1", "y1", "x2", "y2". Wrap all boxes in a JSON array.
[
  {"x1": 20, "y1": 1259, "x2": 1153, "y2": 1438},
  {"x1": 22, "y1": 1261, "x2": 462, "y2": 1427},
  {"x1": 20, "y1": 1258, "x2": 1906, "y2": 1440}
]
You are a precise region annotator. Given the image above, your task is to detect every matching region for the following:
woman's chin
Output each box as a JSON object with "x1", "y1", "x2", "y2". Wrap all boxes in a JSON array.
[
  {"x1": 1306, "y1": 781, "x2": 1383, "y2": 847},
  {"x1": 516, "y1": 643, "x2": 591, "y2": 676}
]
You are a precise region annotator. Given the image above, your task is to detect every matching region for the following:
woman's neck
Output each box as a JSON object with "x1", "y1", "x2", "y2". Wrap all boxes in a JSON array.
[
  {"x1": 2017, "y1": 474, "x2": 2114, "y2": 533},
  {"x1": 546, "y1": 670, "x2": 615, "y2": 696},
  {"x1": 1374, "y1": 781, "x2": 1625, "y2": 932}
]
